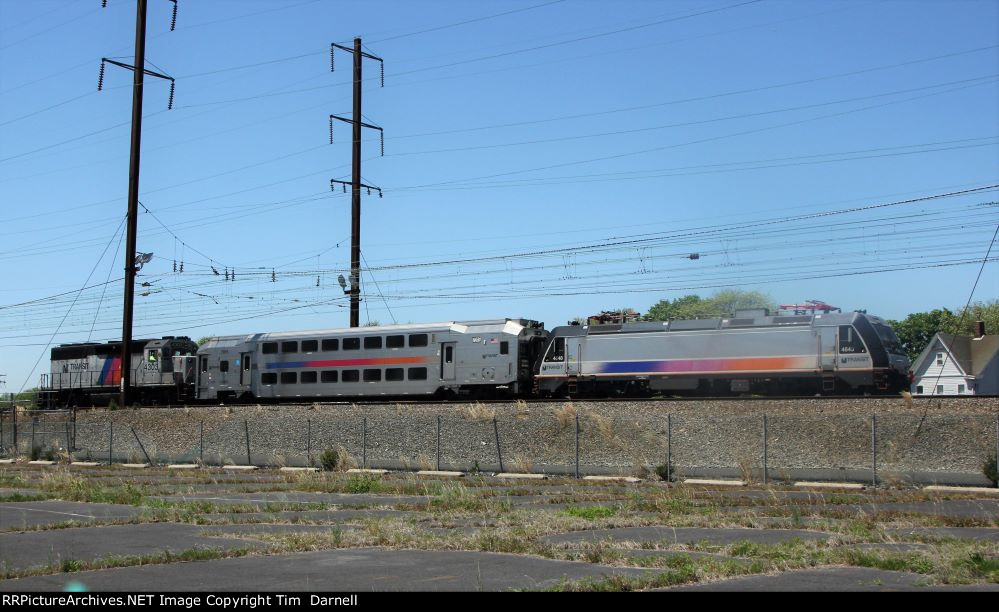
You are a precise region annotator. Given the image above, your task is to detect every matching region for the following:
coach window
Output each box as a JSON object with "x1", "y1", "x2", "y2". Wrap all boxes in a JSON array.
[
  {"x1": 386, "y1": 368, "x2": 404, "y2": 381},
  {"x1": 387, "y1": 335, "x2": 404, "y2": 349},
  {"x1": 219, "y1": 360, "x2": 229, "y2": 372},
  {"x1": 409, "y1": 334, "x2": 428, "y2": 347},
  {"x1": 838, "y1": 326, "x2": 866, "y2": 354},
  {"x1": 364, "y1": 336, "x2": 382, "y2": 350},
  {"x1": 343, "y1": 338, "x2": 360, "y2": 351},
  {"x1": 261, "y1": 373, "x2": 277, "y2": 385},
  {"x1": 408, "y1": 367, "x2": 428, "y2": 380},
  {"x1": 301, "y1": 371, "x2": 317, "y2": 384},
  {"x1": 262, "y1": 342, "x2": 278, "y2": 354},
  {"x1": 544, "y1": 337, "x2": 565, "y2": 362},
  {"x1": 281, "y1": 341, "x2": 298, "y2": 354},
  {"x1": 321, "y1": 371, "x2": 338, "y2": 383},
  {"x1": 281, "y1": 372, "x2": 297, "y2": 384},
  {"x1": 500, "y1": 341, "x2": 509, "y2": 355},
  {"x1": 363, "y1": 369, "x2": 382, "y2": 382},
  {"x1": 302, "y1": 340, "x2": 318, "y2": 353},
  {"x1": 342, "y1": 370, "x2": 359, "y2": 382},
  {"x1": 322, "y1": 339, "x2": 339, "y2": 351}
]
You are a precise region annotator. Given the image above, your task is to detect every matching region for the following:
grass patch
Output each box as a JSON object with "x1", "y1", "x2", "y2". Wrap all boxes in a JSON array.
[
  {"x1": 344, "y1": 474, "x2": 384, "y2": 494},
  {"x1": 564, "y1": 505, "x2": 617, "y2": 520}
]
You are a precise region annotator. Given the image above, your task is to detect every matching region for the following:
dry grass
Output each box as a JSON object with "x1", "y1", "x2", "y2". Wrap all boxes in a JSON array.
[
  {"x1": 737, "y1": 455, "x2": 757, "y2": 484},
  {"x1": 586, "y1": 412, "x2": 615, "y2": 443},
  {"x1": 335, "y1": 445, "x2": 357, "y2": 471},
  {"x1": 901, "y1": 390, "x2": 913, "y2": 409},
  {"x1": 514, "y1": 399, "x2": 530, "y2": 420},
  {"x1": 509, "y1": 454, "x2": 533, "y2": 474},
  {"x1": 554, "y1": 402, "x2": 577, "y2": 430},
  {"x1": 463, "y1": 402, "x2": 495, "y2": 422},
  {"x1": 416, "y1": 453, "x2": 435, "y2": 471}
]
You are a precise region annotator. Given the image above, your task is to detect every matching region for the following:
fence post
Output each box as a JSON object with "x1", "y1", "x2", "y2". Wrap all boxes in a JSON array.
[
  {"x1": 307, "y1": 418, "x2": 312, "y2": 467},
  {"x1": 436, "y1": 415, "x2": 441, "y2": 471},
  {"x1": 763, "y1": 414, "x2": 768, "y2": 486},
  {"x1": 995, "y1": 414, "x2": 998, "y2": 489},
  {"x1": 871, "y1": 414, "x2": 877, "y2": 488},
  {"x1": 493, "y1": 417, "x2": 504, "y2": 473},
  {"x1": 200, "y1": 420, "x2": 204, "y2": 464},
  {"x1": 72, "y1": 406, "x2": 77, "y2": 451},
  {"x1": 131, "y1": 426, "x2": 152, "y2": 465},
  {"x1": 108, "y1": 421, "x2": 113, "y2": 466},
  {"x1": 12, "y1": 405, "x2": 16, "y2": 455},
  {"x1": 574, "y1": 413, "x2": 580, "y2": 479},
  {"x1": 667, "y1": 414, "x2": 672, "y2": 483},
  {"x1": 244, "y1": 420, "x2": 251, "y2": 466},
  {"x1": 362, "y1": 417, "x2": 367, "y2": 469},
  {"x1": 31, "y1": 417, "x2": 36, "y2": 456},
  {"x1": 65, "y1": 421, "x2": 72, "y2": 455}
]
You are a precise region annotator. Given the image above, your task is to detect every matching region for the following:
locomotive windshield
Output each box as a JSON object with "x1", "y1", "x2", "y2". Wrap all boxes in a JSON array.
[{"x1": 873, "y1": 323, "x2": 905, "y2": 355}]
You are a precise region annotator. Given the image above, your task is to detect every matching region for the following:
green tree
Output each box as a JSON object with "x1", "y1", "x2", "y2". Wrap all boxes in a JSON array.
[
  {"x1": 888, "y1": 308, "x2": 956, "y2": 363},
  {"x1": 644, "y1": 290, "x2": 776, "y2": 321}
]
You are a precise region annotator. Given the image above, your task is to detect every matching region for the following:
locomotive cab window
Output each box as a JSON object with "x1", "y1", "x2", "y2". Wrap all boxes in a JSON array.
[
  {"x1": 544, "y1": 337, "x2": 566, "y2": 362},
  {"x1": 500, "y1": 341, "x2": 509, "y2": 355},
  {"x1": 838, "y1": 326, "x2": 866, "y2": 354}
]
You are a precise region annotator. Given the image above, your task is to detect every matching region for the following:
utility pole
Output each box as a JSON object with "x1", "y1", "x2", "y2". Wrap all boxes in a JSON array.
[
  {"x1": 99, "y1": 0, "x2": 177, "y2": 407},
  {"x1": 330, "y1": 38, "x2": 384, "y2": 327}
]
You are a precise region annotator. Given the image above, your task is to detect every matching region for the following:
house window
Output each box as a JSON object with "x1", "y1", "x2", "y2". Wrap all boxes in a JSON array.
[
  {"x1": 936, "y1": 385, "x2": 944, "y2": 395},
  {"x1": 958, "y1": 384, "x2": 965, "y2": 394},
  {"x1": 936, "y1": 353, "x2": 944, "y2": 366},
  {"x1": 916, "y1": 385, "x2": 923, "y2": 394}
]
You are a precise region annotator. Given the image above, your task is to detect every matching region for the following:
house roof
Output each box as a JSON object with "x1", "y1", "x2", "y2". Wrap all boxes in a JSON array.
[{"x1": 913, "y1": 333, "x2": 999, "y2": 378}]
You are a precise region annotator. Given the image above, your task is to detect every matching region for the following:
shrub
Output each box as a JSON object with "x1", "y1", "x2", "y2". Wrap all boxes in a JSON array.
[
  {"x1": 319, "y1": 448, "x2": 340, "y2": 472},
  {"x1": 984, "y1": 454, "x2": 998, "y2": 487},
  {"x1": 654, "y1": 463, "x2": 672, "y2": 482}
]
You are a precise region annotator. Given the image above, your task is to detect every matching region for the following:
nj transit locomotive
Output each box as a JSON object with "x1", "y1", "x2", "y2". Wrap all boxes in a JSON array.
[
  {"x1": 535, "y1": 310, "x2": 909, "y2": 396},
  {"x1": 38, "y1": 311, "x2": 909, "y2": 406}
]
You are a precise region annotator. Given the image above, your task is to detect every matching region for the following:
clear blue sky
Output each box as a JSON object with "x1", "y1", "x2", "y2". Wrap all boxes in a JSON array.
[{"x1": 1, "y1": 0, "x2": 997, "y2": 393}]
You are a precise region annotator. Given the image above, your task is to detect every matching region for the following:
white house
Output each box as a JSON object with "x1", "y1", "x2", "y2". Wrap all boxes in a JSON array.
[{"x1": 910, "y1": 331, "x2": 999, "y2": 395}]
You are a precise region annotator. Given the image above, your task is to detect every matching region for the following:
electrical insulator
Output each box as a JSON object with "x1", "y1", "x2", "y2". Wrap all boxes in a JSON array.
[
  {"x1": 179, "y1": 261, "x2": 184, "y2": 273},
  {"x1": 342, "y1": 184, "x2": 347, "y2": 193},
  {"x1": 102, "y1": 0, "x2": 107, "y2": 7},
  {"x1": 329, "y1": 116, "x2": 333, "y2": 144},
  {"x1": 170, "y1": 1, "x2": 177, "y2": 31},
  {"x1": 330, "y1": 43, "x2": 335, "y2": 72},
  {"x1": 167, "y1": 81, "x2": 175, "y2": 110},
  {"x1": 366, "y1": 188, "x2": 371, "y2": 196},
  {"x1": 316, "y1": 276, "x2": 320, "y2": 287},
  {"x1": 225, "y1": 268, "x2": 229, "y2": 281},
  {"x1": 380, "y1": 131, "x2": 384, "y2": 156},
  {"x1": 172, "y1": 260, "x2": 176, "y2": 273},
  {"x1": 378, "y1": 190, "x2": 383, "y2": 198},
  {"x1": 98, "y1": 62, "x2": 105, "y2": 91},
  {"x1": 380, "y1": 62, "x2": 384, "y2": 87},
  {"x1": 231, "y1": 269, "x2": 235, "y2": 281},
  {"x1": 271, "y1": 269, "x2": 276, "y2": 283}
]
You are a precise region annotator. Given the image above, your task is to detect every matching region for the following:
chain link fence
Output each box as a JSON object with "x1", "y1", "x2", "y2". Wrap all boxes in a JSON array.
[{"x1": 2, "y1": 403, "x2": 997, "y2": 486}]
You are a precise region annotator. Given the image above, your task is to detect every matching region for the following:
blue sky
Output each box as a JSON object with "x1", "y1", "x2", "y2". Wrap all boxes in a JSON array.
[{"x1": 1, "y1": 0, "x2": 997, "y2": 393}]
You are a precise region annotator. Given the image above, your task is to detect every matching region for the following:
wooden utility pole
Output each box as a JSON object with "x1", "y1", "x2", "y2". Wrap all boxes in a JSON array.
[
  {"x1": 330, "y1": 38, "x2": 384, "y2": 327},
  {"x1": 99, "y1": 0, "x2": 176, "y2": 407}
]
